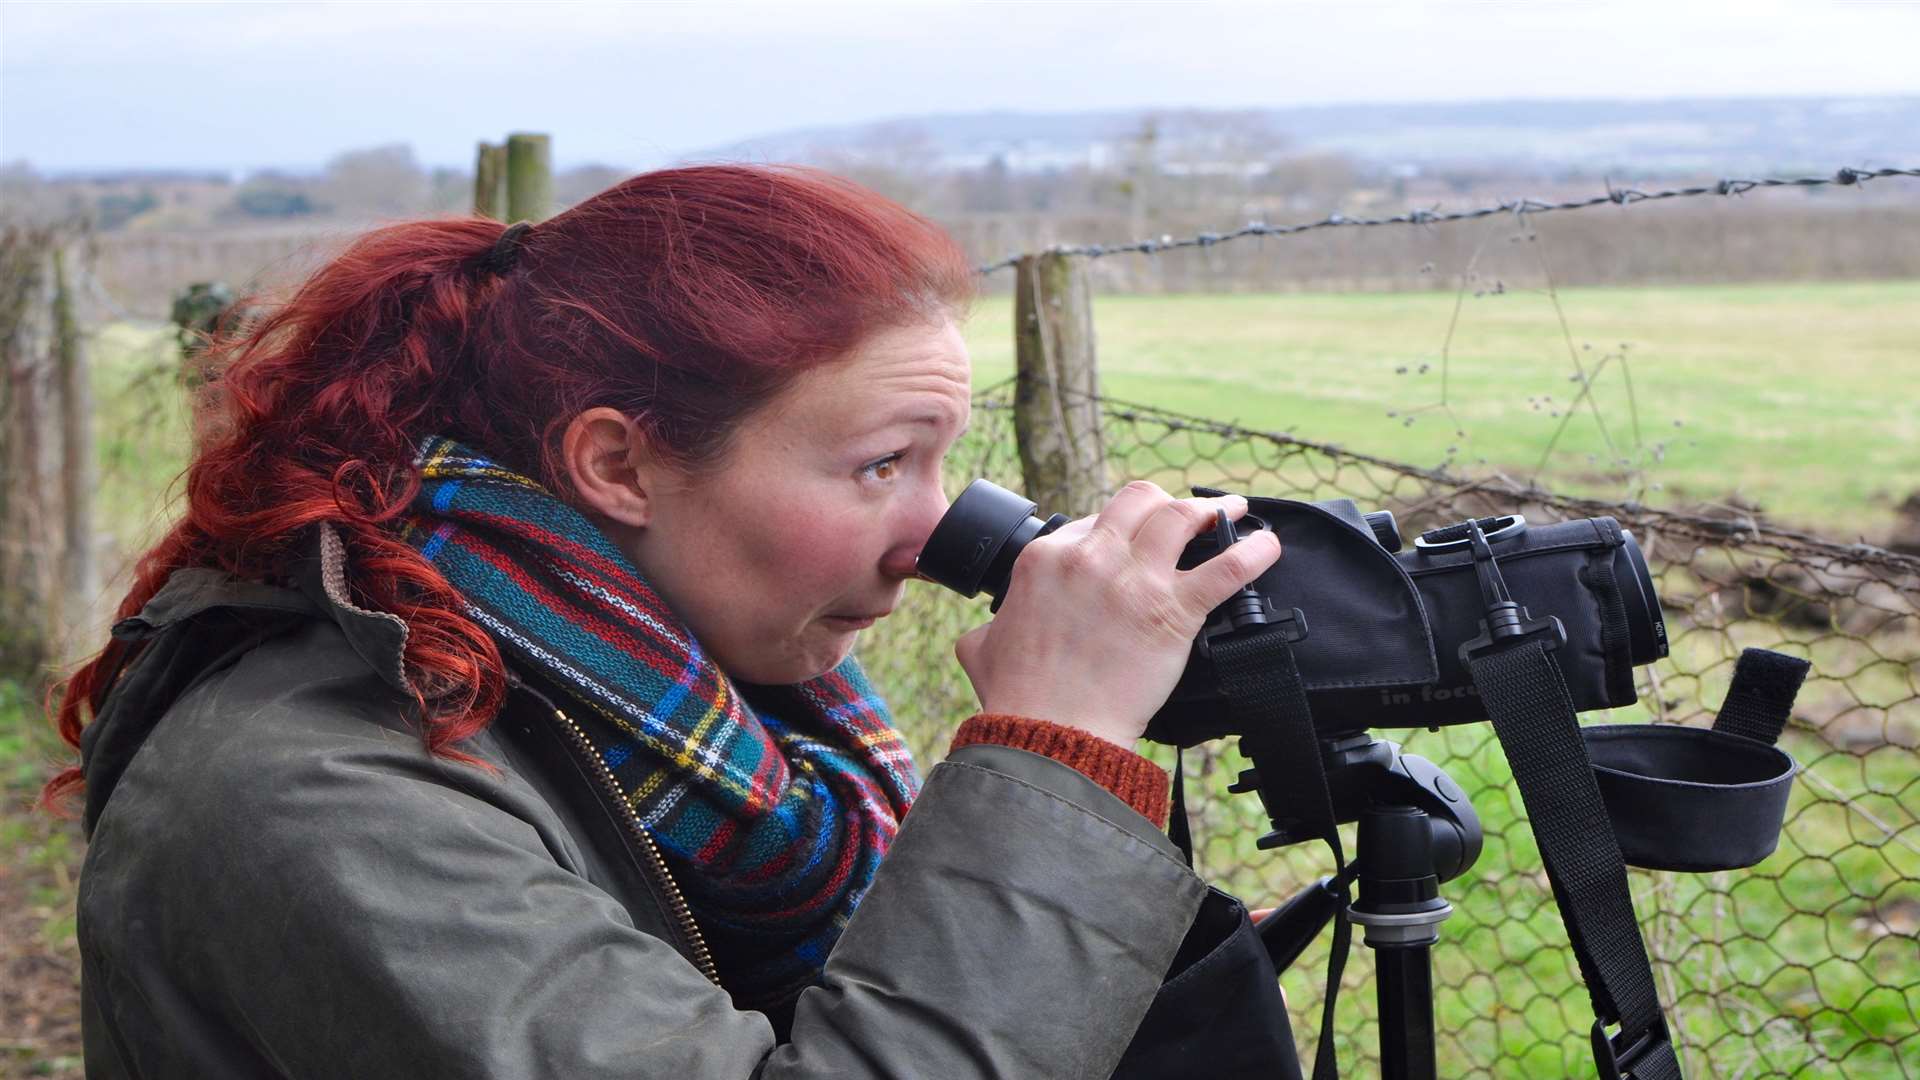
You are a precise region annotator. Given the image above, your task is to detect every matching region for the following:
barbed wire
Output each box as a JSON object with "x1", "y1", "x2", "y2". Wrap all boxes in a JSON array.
[
  {"x1": 974, "y1": 165, "x2": 1920, "y2": 275},
  {"x1": 73, "y1": 259, "x2": 155, "y2": 325}
]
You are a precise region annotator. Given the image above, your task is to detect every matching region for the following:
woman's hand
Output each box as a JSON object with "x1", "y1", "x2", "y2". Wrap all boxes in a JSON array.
[{"x1": 953, "y1": 481, "x2": 1283, "y2": 749}]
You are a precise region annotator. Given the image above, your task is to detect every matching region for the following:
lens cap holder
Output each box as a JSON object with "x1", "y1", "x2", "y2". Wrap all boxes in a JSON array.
[
  {"x1": 1585, "y1": 649, "x2": 1805, "y2": 872},
  {"x1": 1441, "y1": 517, "x2": 1802, "y2": 872}
]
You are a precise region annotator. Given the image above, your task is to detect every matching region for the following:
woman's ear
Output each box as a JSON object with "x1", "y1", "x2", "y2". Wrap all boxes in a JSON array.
[{"x1": 562, "y1": 407, "x2": 660, "y2": 528}]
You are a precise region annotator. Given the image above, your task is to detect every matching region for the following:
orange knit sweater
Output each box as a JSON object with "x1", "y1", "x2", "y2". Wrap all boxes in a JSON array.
[{"x1": 949, "y1": 714, "x2": 1170, "y2": 829}]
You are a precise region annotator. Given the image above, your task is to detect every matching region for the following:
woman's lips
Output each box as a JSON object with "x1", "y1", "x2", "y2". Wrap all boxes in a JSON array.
[{"x1": 823, "y1": 613, "x2": 884, "y2": 629}]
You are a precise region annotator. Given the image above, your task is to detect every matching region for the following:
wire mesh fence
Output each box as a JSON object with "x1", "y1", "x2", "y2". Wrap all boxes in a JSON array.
[{"x1": 862, "y1": 384, "x2": 1919, "y2": 1079}]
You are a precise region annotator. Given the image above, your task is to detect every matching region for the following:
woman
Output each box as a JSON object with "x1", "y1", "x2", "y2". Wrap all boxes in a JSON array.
[{"x1": 50, "y1": 165, "x2": 1282, "y2": 1078}]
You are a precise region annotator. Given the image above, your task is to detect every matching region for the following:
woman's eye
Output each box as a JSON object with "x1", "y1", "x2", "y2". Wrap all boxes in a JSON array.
[{"x1": 861, "y1": 453, "x2": 904, "y2": 482}]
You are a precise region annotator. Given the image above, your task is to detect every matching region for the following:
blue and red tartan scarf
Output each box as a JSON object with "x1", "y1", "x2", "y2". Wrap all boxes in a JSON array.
[{"x1": 399, "y1": 436, "x2": 919, "y2": 1008}]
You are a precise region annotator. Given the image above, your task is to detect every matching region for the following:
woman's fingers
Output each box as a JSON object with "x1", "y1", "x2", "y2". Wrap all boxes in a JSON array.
[
  {"x1": 1089, "y1": 480, "x2": 1179, "y2": 542},
  {"x1": 954, "y1": 622, "x2": 991, "y2": 678},
  {"x1": 952, "y1": 480, "x2": 1281, "y2": 746},
  {"x1": 1179, "y1": 528, "x2": 1282, "y2": 615},
  {"x1": 1133, "y1": 492, "x2": 1248, "y2": 566},
  {"x1": 1028, "y1": 484, "x2": 1273, "y2": 622},
  {"x1": 1041, "y1": 513, "x2": 1098, "y2": 545}
]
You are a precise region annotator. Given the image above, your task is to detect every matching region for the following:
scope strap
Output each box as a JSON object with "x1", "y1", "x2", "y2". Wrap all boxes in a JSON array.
[
  {"x1": 1212, "y1": 631, "x2": 1350, "y2": 1080},
  {"x1": 1468, "y1": 641, "x2": 1682, "y2": 1080}
]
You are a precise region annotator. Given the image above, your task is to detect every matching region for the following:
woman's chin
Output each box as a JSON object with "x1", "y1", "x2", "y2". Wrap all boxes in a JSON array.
[
  {"x1": 808, "y1": 630, "x2": 862, "y2": 678},
  {"x1": 725, "y1": 633, "x2": 857, "y2": 686}
]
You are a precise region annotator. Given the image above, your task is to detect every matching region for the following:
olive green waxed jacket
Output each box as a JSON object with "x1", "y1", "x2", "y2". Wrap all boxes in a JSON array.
[{"x1": 74, "y1": 528, "x2": 1206, "y2": 1079}]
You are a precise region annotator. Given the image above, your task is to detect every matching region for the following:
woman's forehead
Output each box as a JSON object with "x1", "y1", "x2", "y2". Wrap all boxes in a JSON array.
[{"x1": 780, "y1": 321, "x2": 972, "y2": 428}]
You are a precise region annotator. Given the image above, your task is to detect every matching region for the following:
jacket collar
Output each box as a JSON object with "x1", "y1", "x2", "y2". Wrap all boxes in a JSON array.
[{"x1": 117, "y1": 523, "x2": 414, "y2": 694}]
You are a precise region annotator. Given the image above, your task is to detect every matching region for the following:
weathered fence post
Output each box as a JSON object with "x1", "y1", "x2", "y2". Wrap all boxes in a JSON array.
[
  {"x1": 0, "y1": 228, "x2": 58, "y2": 678},
  {"x1": 52, "y1": 244, "x2": 96, "y2": 654},
  {"x1": 505, "y1": 133, "x2": 553, "y2": 223},
  {"x1": 1013, "y1": 251, "x2": 1108, "y2": 515},
  {"x1": 473, "y1": 142, "x2": 509, "y2": 220}
]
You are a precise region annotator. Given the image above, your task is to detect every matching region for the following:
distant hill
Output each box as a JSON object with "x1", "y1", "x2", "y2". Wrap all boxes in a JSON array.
[{"x1": 689, "y1": 97, "x2": 1920, "y2": 177}]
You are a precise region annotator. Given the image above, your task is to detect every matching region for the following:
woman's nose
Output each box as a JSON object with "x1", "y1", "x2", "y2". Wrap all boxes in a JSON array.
[{"x1": 884, "y1": 486, "x2": 952, "y2": 581}]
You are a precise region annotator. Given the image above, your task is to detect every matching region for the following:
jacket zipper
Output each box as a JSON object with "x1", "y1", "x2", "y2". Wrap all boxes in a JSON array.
[{"x1": 542, "y1": 698, "x2": 721, "y2": 986}]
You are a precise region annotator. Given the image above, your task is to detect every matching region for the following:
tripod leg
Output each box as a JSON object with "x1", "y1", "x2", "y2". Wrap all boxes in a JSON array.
[
  {"x1": 1256, "y1": 876, "x2": 1342, "y2": 974},
  {"x1": 1375, "y1": 944, "x2": 1438, "y2": 1080}
]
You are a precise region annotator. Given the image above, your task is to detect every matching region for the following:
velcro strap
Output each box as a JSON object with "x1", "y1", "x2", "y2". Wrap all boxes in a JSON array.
[{"x1": 1711, "y1": 648, "x2": 1810, "y2": 746}]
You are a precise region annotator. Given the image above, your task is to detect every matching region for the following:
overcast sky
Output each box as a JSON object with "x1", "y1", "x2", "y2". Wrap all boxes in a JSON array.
[{"x1": 5, "y1": 0, "x2": 1919, "y2": 175}]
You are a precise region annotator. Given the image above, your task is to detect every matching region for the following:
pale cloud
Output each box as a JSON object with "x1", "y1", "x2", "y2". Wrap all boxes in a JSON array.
[{"x1": 3, "y1": 0, "x2": 1916, "y2": 173}]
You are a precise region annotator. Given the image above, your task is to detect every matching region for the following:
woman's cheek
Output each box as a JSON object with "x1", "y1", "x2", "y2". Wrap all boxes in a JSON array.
[{"x1": 758, "y1": 496, "x2": 859, "y2": 592}]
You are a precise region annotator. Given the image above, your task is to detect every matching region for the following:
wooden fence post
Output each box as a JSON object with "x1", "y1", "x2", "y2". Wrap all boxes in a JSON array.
[
  {"x1": 1013, "y1": 251, "x2": 1109, "y2": 515},
  {"x1": 473, "y1": 142, "x2": 508, "y2": 220},
  {"x1": 52, "y1": 244, "x2": 96, "y2": 655},
  {"x1": 0, "y1": 229, "x2": 57, "y2": 678},
  {"x1": 506, "y1": 133, "x2": 553, "y2": 223}
]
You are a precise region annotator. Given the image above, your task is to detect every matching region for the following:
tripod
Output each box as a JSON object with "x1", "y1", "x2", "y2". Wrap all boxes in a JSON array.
[{"x1": 1237, "y1": 733, "x2": 1484, "y2": 1080}]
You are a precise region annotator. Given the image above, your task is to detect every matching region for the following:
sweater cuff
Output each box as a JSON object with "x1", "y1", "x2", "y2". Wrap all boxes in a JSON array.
[{"x1": 949, "y1": 714, "x2": 1170, "y2": 829}]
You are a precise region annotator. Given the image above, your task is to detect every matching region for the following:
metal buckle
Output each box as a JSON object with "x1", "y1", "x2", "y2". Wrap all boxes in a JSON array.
[{"x1": 1591, "y1": 1015, "x2": 1672, "y2": 1080}]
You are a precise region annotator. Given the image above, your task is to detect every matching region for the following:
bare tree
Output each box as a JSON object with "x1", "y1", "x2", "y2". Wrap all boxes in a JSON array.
[
  {"x1": 806, "y1": 121, "x2": 948, "y2": 212},
  {"x1": 316, "y1": 144, "x2": 431, "y2": 219},
  {"x1": 1175, "y1": 110, "x2": 1295, "y2": 209},
  {"x1": 1118, "y1": 113, "x2": 1160, "y2": 238},
  {"x1": 555, "y1": 165, "x2": 633, "y2": 211}
]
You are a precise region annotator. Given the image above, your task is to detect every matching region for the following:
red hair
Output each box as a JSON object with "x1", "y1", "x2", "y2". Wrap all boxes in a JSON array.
[{"x1": 45, "y1": 164, "x2": 976, "y2": 806}]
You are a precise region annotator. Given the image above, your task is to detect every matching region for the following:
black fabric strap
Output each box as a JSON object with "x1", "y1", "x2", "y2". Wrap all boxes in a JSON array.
[
  {"x1": 1711, "y1": 647, "x2": 1810, "y2": 746},
  {"x1": 1469, "y1": 641, "x2": 1682, "y2": 1080},
  {"x1": 1581, "y1": 548, "x2": 1637, "y2": 707},
  {"x1": 1212, "y1": 632, "x2": 1349, "y2": 1080},
  {"x1": 1212, "y1": 635, "x2": 1342, "y2": 858},
  {"x1": 1169, "y1": 752, "x2": 1195, "y2": 868}
]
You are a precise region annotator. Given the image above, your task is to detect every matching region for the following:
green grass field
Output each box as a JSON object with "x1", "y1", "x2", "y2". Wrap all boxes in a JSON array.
[
  {"x1": 960, "y1": 280, "x2": 1920, "y2": 540},
  {"x1": 3, "y1": 279, "x2": 1914, "y2": 1076}
]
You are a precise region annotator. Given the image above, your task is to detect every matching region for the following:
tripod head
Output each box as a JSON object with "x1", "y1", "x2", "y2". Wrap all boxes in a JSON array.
[
  {"x1": 1236, "y1": 732, "x2": 1483, "y2": 883},
  {"x1": 1233, "y1": 732, "x2": 1485, "y2": 1080}
]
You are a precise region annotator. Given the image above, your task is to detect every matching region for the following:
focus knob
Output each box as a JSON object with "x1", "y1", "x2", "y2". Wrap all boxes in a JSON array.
[{"x1": 1365, "y1": 510, "x2": 1403, "y2": 552}]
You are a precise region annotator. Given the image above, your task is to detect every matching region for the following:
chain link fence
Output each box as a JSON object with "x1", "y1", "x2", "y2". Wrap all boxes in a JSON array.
[{"x1": 862, "y1": 384, "x2": 1919, "y2": 1079}]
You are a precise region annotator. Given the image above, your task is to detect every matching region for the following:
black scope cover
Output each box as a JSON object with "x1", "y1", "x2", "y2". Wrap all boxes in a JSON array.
[{"x1": 1144, "y1": 494, "x2": 1667, "y2": 745}]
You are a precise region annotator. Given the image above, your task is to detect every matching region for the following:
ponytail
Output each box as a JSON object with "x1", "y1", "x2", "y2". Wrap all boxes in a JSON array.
[{"x1": 46, "y1": 217, "x2": 516, "y2": 806}]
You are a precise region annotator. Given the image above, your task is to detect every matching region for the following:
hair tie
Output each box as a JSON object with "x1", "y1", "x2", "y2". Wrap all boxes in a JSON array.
[{"x1": 480, "y1": 222, "x2": 533, "y2": 278}]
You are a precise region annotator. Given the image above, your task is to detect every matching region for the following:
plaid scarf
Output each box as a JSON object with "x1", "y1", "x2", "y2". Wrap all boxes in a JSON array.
[{"x1": 399, "y1": 437, "x2": 919, "y2": 1007}]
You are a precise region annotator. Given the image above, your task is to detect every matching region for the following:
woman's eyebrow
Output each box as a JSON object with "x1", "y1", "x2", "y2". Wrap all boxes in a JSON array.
[{"x1": 862, "y1": 410, "x2": 969, "y2": 436}]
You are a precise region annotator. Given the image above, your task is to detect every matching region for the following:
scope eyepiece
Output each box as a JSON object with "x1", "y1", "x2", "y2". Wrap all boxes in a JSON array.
[{"x1": 917, "y1": 479, "x2": 1068, "y2": 604}]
